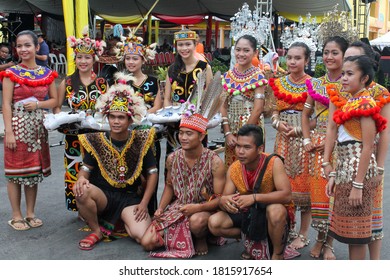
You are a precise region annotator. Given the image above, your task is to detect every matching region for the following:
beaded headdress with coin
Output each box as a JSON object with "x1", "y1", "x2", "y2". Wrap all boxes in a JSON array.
[
  {"x1": 230, "y1": 2, "x2": 271, "y2": 54},
  {"x1": 95, "y1": 72, "x2": 146, "y2": 124},
  {"x1": 115, "y1": 28, "x2": 157, "y2": 62},
  {"x1": 180, "y1": 70, "x2": 226, "y2": 133},
  {"x1": 280, "y1": 13, "x2": 319, "y2": 71},
  {"x1": 317, "y1": 4, "x2": 359, "y2": 48},
  {"x1": 67, "y1": 26, "x2": 106, "y2": 61}
]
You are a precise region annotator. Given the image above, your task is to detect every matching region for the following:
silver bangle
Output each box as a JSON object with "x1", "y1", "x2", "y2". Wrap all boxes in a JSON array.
[
  {"x1": 222, "y1": 121, "x2": 229, "y2": 125},
  {"x1": 148, "y1": 168, "x2": 158, "y2": 174},
  {"x1": 222, "y1": 117, "x2": 229, "y2": 121},
  {"x1": 80, "y1": 165, "x2": 91, "y2": 173},
  {"x1": 352, "y1": 181, "x2": 364, "y2": 189},
  {"x1": 328, "y1": 171, "x2": 336, "y2": 178},
  {"x1": 224, "y1": 131, "x2": 232, "y2": 137},
  {"x1": 254, "y1": 93, "x2": 265, "y2": 100},
  {"x1": 304, "y1": 102, "x2": 312, "y2": 109},
  {"x1": 377, "y1": 166, "x2": 384, "y2": 175},
  {"x1": 303, "y1": 138, "x2": 311, "y2": 146},
  {"x1": 321, "y1": 162, "x2": 331, "y2": 168}
]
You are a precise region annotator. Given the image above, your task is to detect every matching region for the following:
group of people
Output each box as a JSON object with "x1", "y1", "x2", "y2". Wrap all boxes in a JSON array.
[{"x1": 1, "y1": 23, "x2": 389, "y2": 260}]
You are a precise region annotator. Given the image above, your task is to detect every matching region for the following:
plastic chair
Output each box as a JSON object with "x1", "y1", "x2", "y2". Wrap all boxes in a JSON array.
[
  {"x1": 48, "y1": 53, "x2": 59, "y2": 72},
  {"x1": 57, "y1": 53, "x2": 67, "y2": 75}
]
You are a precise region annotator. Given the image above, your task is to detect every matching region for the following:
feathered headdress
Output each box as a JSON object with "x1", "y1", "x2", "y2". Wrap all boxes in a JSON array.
[
  {"x1": 67, "y1": 26, "x2": 106, "y2": 61},
  {"x1": 317, "y1": 4, "x2": 359, "y2": 48},
  {"x1": 115, "y1": 28, "x2": 157, "y2": 61},
  {"x1": 95, "y1": 72, "x2": 146, "y2": 124},
  {"x1": 180, "y1": 71, "x2": 227, "y2": 133}
]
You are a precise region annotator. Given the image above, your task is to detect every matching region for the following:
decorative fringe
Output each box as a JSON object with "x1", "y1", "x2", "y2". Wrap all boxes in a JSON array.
[{"x1": 306, "y1": 79, "x2": 329, "y2": 107}]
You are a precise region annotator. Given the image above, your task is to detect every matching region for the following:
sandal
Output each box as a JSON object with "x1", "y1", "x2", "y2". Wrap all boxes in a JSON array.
[
  {"x1": 78, "y1": 233, "x2": 102, "y2": 251},
  {"x1": 8, "y1": 219, "x2": 30, "y2": 231},
  {"x1": 310, "y1": 237, "x2": 325, "y2": 258},
  {"x1": 24, "y1": 217, "x2": 43, "y2": 228}
]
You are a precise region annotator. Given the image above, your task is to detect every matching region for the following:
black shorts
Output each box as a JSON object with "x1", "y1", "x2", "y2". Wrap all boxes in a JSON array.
[
  {"x1": 227, "y1": 211, "x2": 248, "y2": 228},
  {"x1": 99, "y1": 189, "x2": 142, "y2": 226}
]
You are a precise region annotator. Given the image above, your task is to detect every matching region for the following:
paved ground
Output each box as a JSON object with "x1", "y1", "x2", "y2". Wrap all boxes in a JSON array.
[{"x1": 0, "y1": 114, "x2": 389, "y2": 260}]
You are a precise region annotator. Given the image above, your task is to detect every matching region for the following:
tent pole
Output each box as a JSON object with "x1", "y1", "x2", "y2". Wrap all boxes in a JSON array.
[{"x1": 134, "y1": 0, "x2": 160, "y2": 33}]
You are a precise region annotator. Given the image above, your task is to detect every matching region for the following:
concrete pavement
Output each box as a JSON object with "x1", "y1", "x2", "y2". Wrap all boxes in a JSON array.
[{"x1": 0, "y1": 115, "x2": 389, "y2": 260}]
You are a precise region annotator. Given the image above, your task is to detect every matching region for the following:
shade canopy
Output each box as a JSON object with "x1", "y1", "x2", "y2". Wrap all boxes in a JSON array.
[
  {"x1": 370, "y1": 32, "x2": 390, "y2": 50},
  {"x1": 0, "y1": 0, "x2": 351, "y2": 21}
]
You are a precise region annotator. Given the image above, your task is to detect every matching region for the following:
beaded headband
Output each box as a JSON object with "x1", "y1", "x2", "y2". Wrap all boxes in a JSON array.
[
  {"x1": 67, "y1": 26, "x2": 105, "y2": 60},
  {"x1": 174, "y1": 30, "x2": 197, "y2": 42},
  {"x1": 95, "y1": 72, "x2": 146, "y2": 123}
]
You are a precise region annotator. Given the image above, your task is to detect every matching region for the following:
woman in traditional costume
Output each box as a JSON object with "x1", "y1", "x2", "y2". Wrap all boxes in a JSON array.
[
  {"x1": 301, "y1": 36, "x2": 348, "y2": 260},
  {"x1": 1, "y1": 30, "x2": 58, "y2": 230},
  {"x1": 116, "y1": 30, "x2": 161, "y2": 214},
  {"x1": 323, "y1": 55, "x2": 386, "y2": 260},
  {"x1": 335, "y1": 42, "x2": 390, "y2": 260},
  {"x1": 163, "y1": 29, "x2": 213, "y2": 155},
  {"x1": 221, "y1": 34, "x2": 267, "y2": 167},
  {"x1": 269, "y1": 41, "x2": 312, "y2": 250},
  {"x1": 54, "y1": 28, "x2": 107, "y2": 212}
]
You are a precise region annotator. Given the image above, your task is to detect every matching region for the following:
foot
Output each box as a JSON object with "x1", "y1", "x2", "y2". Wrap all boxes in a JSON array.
[
  {"x1": 78, "y1": 232, "x2": 103, "y2": 250},
  {"x1": 290, "y1": 234, "x2": 310, "y2": 250},
  {"x1": 241, "y1": 250, "x2": 254, "y2": 260},
  {"x1": 24, "y1": 217, "x2": 43, "y2": 228},
  {"x1": 323, "y1": 242, "x2": 336, "y2": 260},
  {"x1": 8, "y1": 219, "x2": 30, "y2": 231},
  {"x1": 194, "y1": 238, "x2": 208, "y2": 256},
  {"x1": 310, "y1": 240, "x2": 324, "y2": 258}
]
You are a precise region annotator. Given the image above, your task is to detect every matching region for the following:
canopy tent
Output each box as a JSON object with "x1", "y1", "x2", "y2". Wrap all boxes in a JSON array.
[
  {"x1": 1, "y1": 0, "x2": 351, "y2": 21},
  {"x1": 370, "y1": 32, "x2": 390, "y2": 50}
]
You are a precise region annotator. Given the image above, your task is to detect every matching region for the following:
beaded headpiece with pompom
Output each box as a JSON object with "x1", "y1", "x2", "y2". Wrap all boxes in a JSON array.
[
  {"x1": 115, "y1": 28, "x2": 157, "y2": 62},
  {"x1": 95, "y1": 72, "x2": 147, "y2": 124},
  {"x1": 67, "y1": 26, "x2": 106, "y2": 61}
]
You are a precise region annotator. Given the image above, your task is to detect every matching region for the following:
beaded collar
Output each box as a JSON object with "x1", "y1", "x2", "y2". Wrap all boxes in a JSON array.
[
  {"x1": 0, "y1": 64, "x2": 58, "y2": 87},
  {"x1": 222, "y1": 66, "x2": 267, "y2": 98},
  {"x1": 269, "y1": 75, "x2": 310, "y2": 105}
]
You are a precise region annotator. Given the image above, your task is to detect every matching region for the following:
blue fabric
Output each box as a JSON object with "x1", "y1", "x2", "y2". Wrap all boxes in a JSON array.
[{"x1": 36, "y1": 41, "x2": 50, "y2": 66}]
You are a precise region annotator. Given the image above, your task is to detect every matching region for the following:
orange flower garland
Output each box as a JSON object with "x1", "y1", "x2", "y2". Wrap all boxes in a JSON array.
[
  {"x1": 327, "y1": 84, "x2": 387, "y2": 133},
  {"x1": 269, "y1": 78, "x2": 308, "y2": 105}
]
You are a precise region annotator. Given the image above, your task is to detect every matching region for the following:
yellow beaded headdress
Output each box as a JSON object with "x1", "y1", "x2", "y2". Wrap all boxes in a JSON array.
[
  {"x1": 95, "y1": 72, "x2": 146, "y2": 123},
  {"x1": 115, "y1": 28, "x2": 157, "y2": 61},
  {"x1": 174, "y1": 29, "x2": 197, "y2": 42},
  {"x1": 317, "y1": 4, "x2": 359, "y2": 48},
  {"x1": 67, "y1": 26, "x2": 106, "y2": 60}
]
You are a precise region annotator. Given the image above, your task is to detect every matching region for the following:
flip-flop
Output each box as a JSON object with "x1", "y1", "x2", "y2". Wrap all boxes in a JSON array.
[
  {"x1": 24, "y1": 217, "x2": 43, "y2": 228},
  {"x1": 78, "y1": 233, "x2": 102, "y2": 251},
  {"x1": 8, "y1": 219, "x2": 30, "y2": 231}
]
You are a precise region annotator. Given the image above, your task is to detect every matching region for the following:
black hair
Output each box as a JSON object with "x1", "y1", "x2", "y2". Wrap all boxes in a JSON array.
[
  {"x1": 168, "y1": 30, "x2": 196, "y2": 83},
  {"x1": 0, "y1": 43, "x2": 10, "y2": 50},
  {"x1": 235, "y1": 35, "x2": 257, "y2": 51},
  {"x1": 237, "y1": 124, "x2": 264, "y2": 147},
  {"x1": 288, "y1": 42, "x2": 310, "y2": 61},
  {"x1": 344, "y1": 55, "x2": 374, "y2": 87},
  {"x1": 349, "y1": 41, "x2": 379, "y2": 71},
  {"x1": 16, "y1": 30, "x2": 38, "y2": 47},
  {"x1": 323, "y1": 36, "x2": 349, "y2": 55},
  {"x1": 69, "y1": 69, "x2": 81, "y2": 102}
]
